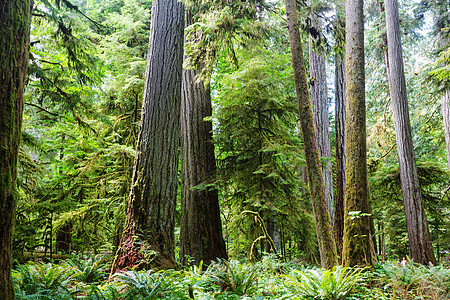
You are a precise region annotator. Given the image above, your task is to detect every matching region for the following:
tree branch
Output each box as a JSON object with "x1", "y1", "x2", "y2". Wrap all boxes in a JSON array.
[{"x1": 25, "y1": 102, "x2": 59, "y2": 117}]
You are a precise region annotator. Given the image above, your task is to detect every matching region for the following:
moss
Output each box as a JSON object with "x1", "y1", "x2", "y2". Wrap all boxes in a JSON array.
[{"x1": 0, "y1": 1, "x2": 33, "y2": 298}]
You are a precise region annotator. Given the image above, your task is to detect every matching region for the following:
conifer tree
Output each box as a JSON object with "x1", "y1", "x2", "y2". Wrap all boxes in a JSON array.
[
  {"x1": 112, "y1": 0, "x2": 184, "y2": 271},
  {"x1": 342, "y1": 0, "x2": 375, "y2": 267},
  {"x1": 284, "y1": 0, "x2": 338, "y2": 268},
  {"x1": 385, "y1": 0, "x2": 436, "y2": 265},
  {"x1": 180, "y1": 10, "x2": 228, "y2": 266},
  {"x1": 0, "y1": 0, "x2": 34, "y2": 298}
]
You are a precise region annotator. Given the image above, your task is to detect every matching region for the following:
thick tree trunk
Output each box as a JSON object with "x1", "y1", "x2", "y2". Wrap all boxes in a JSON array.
[
  {"x1": 285, "y1": 0, "x2": 338, "y2": 268},
  {"x1": 385, "y1": 0, "x2": 436, "y2": 265},
  {"x1": 0, "y1": 0, "x2": 33, "y2": 298},
  {"x1": 111, "y1": 0, "x2": 184, "y2": 272},
  {"x1": 342, "y1": 0, "x2": 375, "y2": 267},
  {"x1": 309, "y1": 21, "x2": 335, "y2": 226},
  {"x1": 334, "y1": 43, "x2": 346, "y2": 259},
  {"x1": 179, "y1": 11, "x2": 228, "y2": 266}
]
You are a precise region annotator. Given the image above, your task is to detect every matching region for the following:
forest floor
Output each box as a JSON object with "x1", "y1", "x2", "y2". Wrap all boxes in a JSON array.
[{"x1": 12, "y1": 254, "x2": 450, "y2": 299}]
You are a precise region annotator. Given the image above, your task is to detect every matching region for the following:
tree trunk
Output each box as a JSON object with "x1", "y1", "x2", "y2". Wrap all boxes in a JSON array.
[
  {"x1": 284, "y1": 0, "x2": 338, "y2": 268},
  {"x1": 385, "y1": 0, "x2": 436, "y2": 265},
  {"x1": 342, "y1": 0, "x2": 375, "y2": 267},
  {"x1": 443, "y1": 90, "x2": 450, "y2": 173},
  {"x1": 111, "y1": 0, "x2": 184, "y2": 272},
  {"x1": 265, "y1": 217, "x2": 280, "y2": 253},
  {"x1": 179, "y1": 11, "x2": 228, "y2": 267},
  {"x1": 309, "y1": 19, "x2": 335, "y2": 226},
  {"x1": 334, "y1": 12, "x2": 346, "y2": 259},
  {"x1": 0, "y1": 0, "x2": 33, "y2": 298}
]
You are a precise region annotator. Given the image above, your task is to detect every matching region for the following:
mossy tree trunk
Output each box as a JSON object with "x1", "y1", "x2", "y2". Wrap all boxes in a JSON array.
[
  {"x1": 385, "y1": 0, "x2": 436, "y2": 265},
  {"x1": 285, "y1": 0, "x2": 338, "y2": 268},
  {"x1": 334, "y1": 11, "x2": 346, "y2": 259},
  {"x1": 0, "y1": 0, "x2": 33, "y2": 298},
  {"x1": 111, "y1": 0, "x2": 184, "y2": 272},
  {"x1": 342, "y1": 0, "x2": 375, "y2": 267},
  {"x1": 309, "y1": 17, "x2": 335, "y2": 226},
  {"x1": 179, "y1": 11, "x2": 228, "y2": 267}
]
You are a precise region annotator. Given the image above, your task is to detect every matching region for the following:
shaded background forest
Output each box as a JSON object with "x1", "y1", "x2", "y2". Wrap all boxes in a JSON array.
[{"x1": 14, "y1": 0, "x2": 450, "y2": 265}]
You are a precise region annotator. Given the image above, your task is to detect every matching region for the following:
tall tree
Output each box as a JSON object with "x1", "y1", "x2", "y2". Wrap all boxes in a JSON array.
[
  {"x1": 179, "y1": 10, "x2": 228, "y2": 266},
  {"x1": 342, "y1": 0, "x2": 375, "y2": 267},
  {"x1": 111, "y1": 0, "x2": 184, "y2": 271},
  {"x1": 334, "y1": 5, "x2": 346, "y2": 258},
  {"x1": 0, "y1": 0, "x2": 34, "y2": 298},
  {"x1": 384, "y1": 0, "x2": 436, "y2": 265},
  {"x1": 309, "y1": 14, "x2": 335, "y2": 226},
  {"x1": 284, "y1": 0, "x2": 338, "y2": 268},
  {"x1": 443, "y1": 89, "x2": 450, "y2": 172},
  {"x1": 429, "y1": 0, "x2": 450, "y2": 174}
]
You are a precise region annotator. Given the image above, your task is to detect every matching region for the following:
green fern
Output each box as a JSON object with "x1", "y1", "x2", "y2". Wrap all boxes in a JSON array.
[
  {"x1": 205, "y1": 259, "x2": 260, "y2": 296},
  {"x1": 13, "y1": 262, "x2": 77, "y2": 299},
  {"x1": 112, "y1": 269, "x2": 188, "y2": 299},
  {"x1": 283, "y1": 265, "x2": 364, "y2": 300},
  {"x1": 68, "y1": 254, "x2": 109, "y2": 284}
]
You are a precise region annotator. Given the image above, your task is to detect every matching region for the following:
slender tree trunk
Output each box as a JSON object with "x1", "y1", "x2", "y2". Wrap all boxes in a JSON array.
[
  {"x1": 111, "y1": 0, "x2": 184, "y2": 272},
  {"x1": 385, "y1": 0, "x2": 436, "y2": 265},
  {"x1": 334, "y1": 12, "x2": 346, "y2": 259},
  {"x1": 285, "y1": 0, "x2": 338, "y2": 268},
  {"x1": 342, "y1": 0, "x2": 375, "y2": 267},
  {"x1": 377, "y1": 0, "x2": 391, "y2": 84},
  {"x1": 443, "y1": 90, "x2": 450, "y2": 173},
  {"x1": 0, "y1": 0, "x2": 33, "y2": 298},
  {"x1": 179, "y1": 11, "x2": 228, "y2": 267},
  {"x1": 309, "y1": 19, "x2": 335, "y2": 226},
  {"x1": 435, "y1": 1, "x2": 450, "y2": 174}
]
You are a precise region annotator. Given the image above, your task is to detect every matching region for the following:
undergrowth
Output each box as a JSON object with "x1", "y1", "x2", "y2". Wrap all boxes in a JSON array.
[{"x1": 11, "y1": 256, "x2": 450, "y2": 299}]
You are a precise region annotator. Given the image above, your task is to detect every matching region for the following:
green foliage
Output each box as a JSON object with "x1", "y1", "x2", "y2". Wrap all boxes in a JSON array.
[
  {"x1": 112, "y1": 269, "x2": 189, "y2": 299},
  {"x1": 430, "y1": 46, "x2": 450, "y2": 82},
  {"x1": 204, "y1": 259, "x2": 260, "y2": 296},
  {"x1": 14, "y1": 0, "x2": 149, "y2": 256},
  {"x1": 9, "y1": 257, "x2": 450, "y2": 300},
  {"x1": 283, "y1": 266, "x2": 364, "y2": 300},
  {"x1": 213, "y1": 47, "x2": 316, "y2": 260},
  {"x1": 68, "y1": 254, "x2": 109, "y2": 284},
  {"x1": 182, "y1": 0, "x2": 273, "y2": 80},
  {"x1": 84, "y1": 284, "x2": 121, "y2": 300},
  {"x1": 13, "y1": 262, "x2": 77, "y2": 299},
  {"x1": 369, "y1": 161, "x2": 450, "y2": 259},
  {"x1": 371, "y1": 262, "x2": 450, "y2": 299}
]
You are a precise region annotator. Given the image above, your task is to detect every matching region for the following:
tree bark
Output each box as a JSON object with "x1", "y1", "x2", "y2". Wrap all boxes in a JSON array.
[
  {"x1": 284, "y1": 0, "x2": 338, "y2": 268},
  {"x1": 443, "y1": 90, "x2": 450, "y2": 173},
  {"x1": 342, "y1": 0, "x2": 375, "y2": 267},
  {"x1": 334, "y1": 21, "x2": 346, "y2": 259},
  {"x1": 0, "y1": 0, "x2": 33, "y2": 298},
  {"x1": 111, "y1": 0, "x2": 184, "y2": 272},
  {"x1": 309, "y1": 19, "x2": 335, "y2": 226},
  {"x1": 179, "y1": 11, "x2": 228, "y2": 267},
  {"x1": 385, "y1": 0, "x2": 436, "y2": 265}
]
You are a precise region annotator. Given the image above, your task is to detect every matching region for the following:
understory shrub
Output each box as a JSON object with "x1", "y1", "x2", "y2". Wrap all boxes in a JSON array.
[
  {"x1": 282, "y1": 265, "x2": 364, "y2": 299},
  {"x1": 373, "y1": 262, "x2": 450, "y2": 299}
]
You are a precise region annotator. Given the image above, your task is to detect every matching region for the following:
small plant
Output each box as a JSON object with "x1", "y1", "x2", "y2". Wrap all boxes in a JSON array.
[
  {"x1": 84, "y1": 283, "x2": 121, "y2": 300},
  {"x1": 204, "y1": 259, "x2": 260, "y2": 296},
  {"x1": 283, "y1": 265, "x2": 364, "y2": 299},
  {"x1": 374, "y1": 262, "x2": 450, "y2": 299},
  {"x1": 13, "y1": 261, "x2": 77, "y2": 299},
  {"x1": 112, "y1": 269, "x2": 188, "y2": 299},
  {"x1": 68, "y1": 254, "x2": 109, "y2": 284}
]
